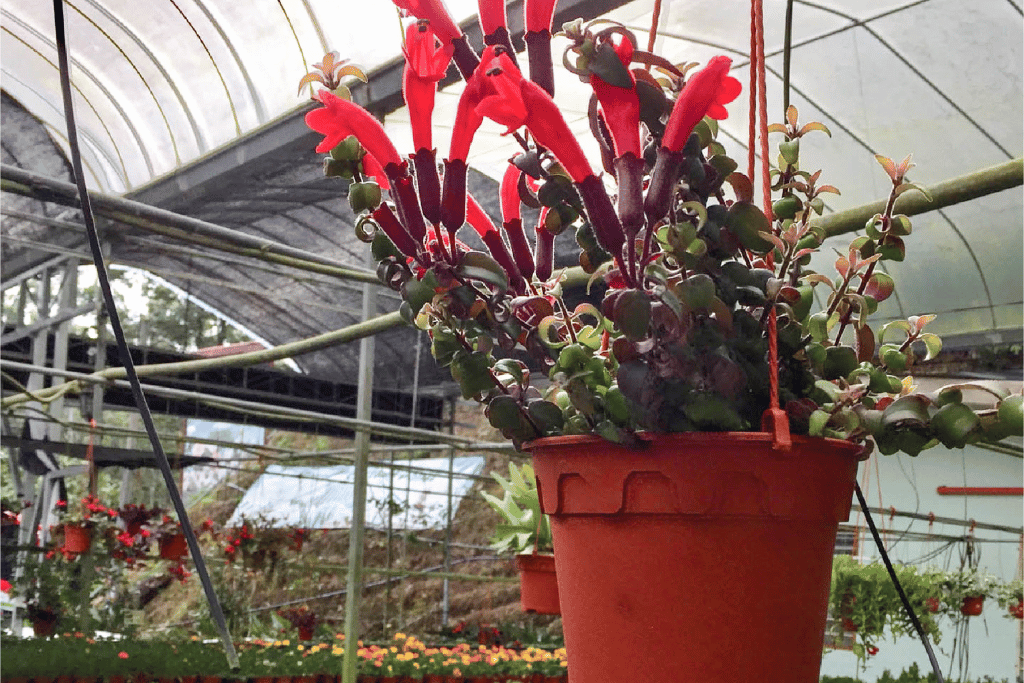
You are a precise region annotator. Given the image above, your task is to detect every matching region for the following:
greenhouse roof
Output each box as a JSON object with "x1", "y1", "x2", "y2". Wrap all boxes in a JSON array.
[{"x1": 1, "y1": 0, "x2": 1021, "y2": 387}]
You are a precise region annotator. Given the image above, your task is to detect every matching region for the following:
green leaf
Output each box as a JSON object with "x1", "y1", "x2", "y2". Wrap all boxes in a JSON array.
[
  {"x1": 823, "y1": 345, "x2": 859, "y2": 380},
  {"x1": 589, "y1": 41, "x2": 634, "y2": 87},
  {"x1": 931, "y1": 402, "x2": 980, "y2": 449},
  {"x1": 451, "y1": 351, "x2": 496, "y2": 399},
  {"x1": 881, "y1": 395, "x2": 931, "y2": 431},
  {"x1": 807, "y1": 311, "x2": 831, "y2": 342},
  {"x1": 678, "y1": 274, "x2": 717, "y2": 310},
  {"x1": 527, "y1": 399, "x2": 565, "y2": 434},
  {"x1": 997, "y1": 394, "x2": 1024, "y2": 435},
  {"x1": 727, "y1": 202, "x2": 773, "y2": 253},
  {"x1": 864, "y1": 272, "x2": 895, "y2": 303},
  {"x1": 918, "y1": 333, "x2": 942, "y2": 361},
  {"x1": 456, "y1": 251, "x2": 509, "y2": 292},
  {"x1": 779, "y1": 139, "x2": 800, "y2": 166},
  {"x1": 613, "y1": 289, "x2": 651, "y2": 341},
  {"x1": 877, "y1": 236, "x2": 906, "y2": 262},
  {"x1": 808, "y1": 409, "x2": 831, "y2": 437}
]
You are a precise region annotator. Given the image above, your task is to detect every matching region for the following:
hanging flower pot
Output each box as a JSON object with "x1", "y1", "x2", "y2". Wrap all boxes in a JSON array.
[
  {"x1": 1009, "y1": 601, "x2": 1023, "y2": 619},
  {"x1": 26, "y1": 604, "x2": 60, "y2": 637},
  {"x1": 529, "y1": 432, "x2": 864, "y2": 683},
  {"x1": 62, "y1": 522, "x2": 92, "y2": 555},
  {"x1": 158, "y1": 533, "x2": 188, "y2": 561},
  {"x1": 960, "y1": 595, "x2": 985, "y2": 616},
  {"x1": 924, "y1": 596, "x2": 941, "y2": 613},
  {"x1": 515, "y1": 553, "x2": 560, "y2": 615}
]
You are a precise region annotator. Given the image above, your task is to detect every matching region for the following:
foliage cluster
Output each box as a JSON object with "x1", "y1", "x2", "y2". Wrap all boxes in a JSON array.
[
  {"x1": 480, "y1": 462, "x2": 552, "y2": 554},
  {"x1": 828, "y1": 556, "x2": 1021, "y2": 661},
  {"x1": 305, "y1": 8, "x2": 1021, "y2": 454},
  {"x1": 0, "y1": 631, "x2": 569, "y2": 680}
]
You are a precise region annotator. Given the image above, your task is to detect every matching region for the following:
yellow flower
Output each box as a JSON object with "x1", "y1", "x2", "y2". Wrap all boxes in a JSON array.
[{"x1": 297, "y1": 645, "x2": 304, "y2": 651}]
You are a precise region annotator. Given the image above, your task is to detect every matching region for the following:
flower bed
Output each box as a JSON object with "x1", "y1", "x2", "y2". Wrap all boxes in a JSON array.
[{"x1": 0, "y1": 633, "x2": 568, "y2": 681}]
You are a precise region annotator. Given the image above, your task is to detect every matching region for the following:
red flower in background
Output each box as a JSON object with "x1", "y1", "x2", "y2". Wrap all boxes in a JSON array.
[
  {"x1": 477, "y1": 0, "x2": 507, "y2": 37},
  {"x1": 403, "y1": 20, "x2": 454, "y2": 152},
  {"x1": 525, "y1": 0, "x2": 558, "y2": 34},
  {"x1": 305, "y1": 90, "x2": 402, "y2": 169},
  {"x1": 393, "y1": 0, "x2": 462, "y2": 46},
  {"x1": 589, "y1": 35, "x2": 640, "y2": 159},
  {"x1": 662, "y1": 56, "x2": 741, "y2": 152}
]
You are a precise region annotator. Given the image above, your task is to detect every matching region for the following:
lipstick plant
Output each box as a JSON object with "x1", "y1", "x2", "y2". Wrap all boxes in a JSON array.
[{"x1": 303, "y1": 2, "x2": 1021, "y2": 453}]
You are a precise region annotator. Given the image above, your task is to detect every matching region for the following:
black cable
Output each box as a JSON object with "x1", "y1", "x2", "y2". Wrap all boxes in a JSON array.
[
  {"x1": 51, "y1": 0, "x2": 239, "y2": 668},
  {"x1": 855, "y1": 482, "x2": 944, "y2": 682}
]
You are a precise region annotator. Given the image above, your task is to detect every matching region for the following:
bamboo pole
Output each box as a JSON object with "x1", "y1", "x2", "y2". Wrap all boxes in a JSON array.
[
  {"x1": 0, "y1": 164, "x2": 378, "y2": 284},
  {"x1": 812, "y1": 158, "x2": 1023, "y2": 239},
  {"x1": 0, "y1": 312, "x2": 405, "y2": 409}
]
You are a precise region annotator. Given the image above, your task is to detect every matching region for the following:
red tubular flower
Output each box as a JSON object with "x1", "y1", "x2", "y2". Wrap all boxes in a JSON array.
[
  {"x1": 589, "y1": 36, "x2": 641, "y2": 159},
  {"x1": 466, "y1": 194, "x2": 524, "y2": 292},
  {"x1": 662, "y1": 56, "x2": 742, "y2": 152},
  {"x1": 534, "y1": 207, "x2": 554, "y2": 282},
  {"x1": 372, "y1": 204, "x2": 422, "y2": 259},
  {"x1": 525, "y1": 0, "x2": 558, "y2": 34},
  {"x1": 392, "y1": 0, "x2": 462, "y2": 47},
  {"x1": 403, "y1": 20, "x2": 454, "y2": 152},
  {"x1": 305, "y1": 90, "x2": 402, "y2": 168},
  {"x1": 499, "y1": 165, "x2": 535, "y2": 280},
  {"x1": 473, "y1": 50, "x2": 593, "y2": 183},
  {"x1": 478, "y1": 0, "x2": 506, "y2": 38}
]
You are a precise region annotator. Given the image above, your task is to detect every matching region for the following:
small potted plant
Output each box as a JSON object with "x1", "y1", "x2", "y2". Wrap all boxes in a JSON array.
[
  {"x1": 300, "y1": 0, "x2": 1020, "y2": 679},
  {"x1": 942, "y1": 567, "x2": 998, "y2": 617},
  {"x1": 145, "y1": 513, "x2": 187, "y2": 561},
  {"x1": 276, "y1": 605, "x2": 322, "y2": 641},
  {"x1": 481, "y1": 463, "x2": 557, "y2": 615},
  {"x1": 53, "y1": 495, "x2": 118, "y2": 557},
  {"x1": 995, "y1": 578, "x2": 1023, "y2": 619}
]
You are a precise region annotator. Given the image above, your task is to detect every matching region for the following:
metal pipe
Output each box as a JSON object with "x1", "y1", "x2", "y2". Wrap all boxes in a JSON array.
[
  {"x1": 0, "y1": 164, "x2": 378, "y2": 284},
  {"x1": 1, "y1": 311, "x2": 407, "y2": 409},
  {"x1": 342, "y1": 279, "x2": 376, "y2": 683}
]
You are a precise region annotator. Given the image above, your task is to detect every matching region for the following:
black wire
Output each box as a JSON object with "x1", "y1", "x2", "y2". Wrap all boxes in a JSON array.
[
  {"x1": 855, "y1": 482, "x2": 945, "y2": 682},
  {"x1": 51, "y1": 0, "x2": 238, "y2": 668}
]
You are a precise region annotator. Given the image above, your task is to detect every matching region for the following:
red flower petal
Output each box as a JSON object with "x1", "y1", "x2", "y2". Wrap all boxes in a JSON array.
[
  {"x1": 524, "y1": 0, "x2": 558, "y2": 34},
  {"x1": 305, "y1": 90, "x2": 402, "y2": 168},
  {"x1": 392, "y1": 0, "x2": 462, "y2": 46},
  {"x1": 662, "y1": 56, "x2": 741, "y2": 152}
]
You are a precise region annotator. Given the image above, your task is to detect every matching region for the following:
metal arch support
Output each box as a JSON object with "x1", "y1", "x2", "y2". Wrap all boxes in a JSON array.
[
  {"x1": 66, "y1": 0, "x2": 183, "y2": 164},
  {"x1": 1, "y1": 9, "x2": 156, "y2": 178},
  {"x1": 79, "y1": 0, "x2": 208, "y2": 153},
  {"x1": 191, "y1": 0, "x2": 267, "y2": 124},
  {"x1": 1, "y1": 66, "x2": 126, "y2": 190},
  {"x1": 300, "y1": 0, "x2": 330, "y2": 58}
]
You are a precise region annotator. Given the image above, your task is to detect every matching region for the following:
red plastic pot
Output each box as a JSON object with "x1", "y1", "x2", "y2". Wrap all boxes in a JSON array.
[
  {"x1": 529, "y1": 432, "x2": 864, "y2": 683},
  {"x1": 158, "y1": 533, "x2": 188, "y2": 561},
  {"x1": 62, "y1": 523, "x2": 92, "y2": 555},
  {"x1": 924, "y1": 597, "x2": 941, "y2": 613},
  {"x1": 960, "y1": 595, "x2": 985, "y2": 616},
  {"x1": 1009, "y1": 601, "x2": 1024, "y2": 619},
  {"x1": 28, "y1": 607, "x2": 59, "y2": 637},
  {"x1": 297, "y1": 625, "x2": 315, "y2": 641},
  {"x1": 515, "y1": 553, "x2": 560, "y2": 615}
]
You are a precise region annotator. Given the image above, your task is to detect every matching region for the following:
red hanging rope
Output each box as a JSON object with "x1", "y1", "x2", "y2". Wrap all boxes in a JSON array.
[{"x1": 750, "y1": 0, "x2": 790, "y2": 449}]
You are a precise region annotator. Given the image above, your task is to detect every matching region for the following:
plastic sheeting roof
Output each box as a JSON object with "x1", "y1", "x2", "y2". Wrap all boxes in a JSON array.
[
  {"x1": 226, "y1": 457, "x2": 487, "y2": 530},
  {"x1": 1, "y1": 0, "x2": 1021, "y2": 387}
]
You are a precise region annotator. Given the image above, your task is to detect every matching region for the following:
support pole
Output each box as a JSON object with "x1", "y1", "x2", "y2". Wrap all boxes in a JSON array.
[
  {"x1": 812, "y1": 158, "x2": 1023, "y2": 239},
  {"x1": 342, "y1": 278, "x2": 376, "y2": 683}
]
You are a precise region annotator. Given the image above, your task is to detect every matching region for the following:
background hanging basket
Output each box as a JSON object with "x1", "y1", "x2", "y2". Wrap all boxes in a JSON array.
[
  {"x1": 158, "y1": 533, "x2": 188, "y2": 561},
  {"x1": 529, "y1": 432, "x2": 864, "y2": 683},
  {"x1": 62, "y1": 523, "x2": 92, "y2": 555},
  {"x1": 515, "y1": 553, "x2": 560, "y2": 615}
]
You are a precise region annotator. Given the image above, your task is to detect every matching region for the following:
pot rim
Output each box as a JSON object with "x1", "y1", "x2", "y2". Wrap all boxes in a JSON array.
[{"x1": 525, "y1": 431, "x2": 869, "y2": 460}]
